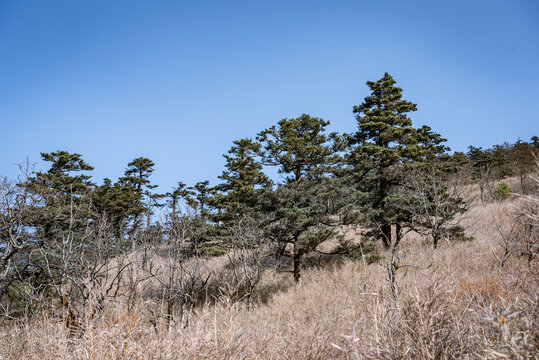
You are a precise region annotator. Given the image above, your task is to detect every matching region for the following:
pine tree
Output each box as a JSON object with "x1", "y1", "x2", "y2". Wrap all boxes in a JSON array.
[
  {"x1": 467, "y1": 145, "x2": 510, "y2": 204},
  {"x1": 508, "y1": 139, "x2": 539, "y2": 193},
  {"x1": 92, "y1": 178, "x2": 136, "y2": 241},
  {"x1": 400, "y1": 161, "x2": 470, "y2": 248},
  {"x1": 21, "y1": 151, "x2": 94, "y2": 306},
  {"x1": 217, "y1": 138, "x2": 272, "y2": 220},
  {"x1": 348, "y1": 73, "x2": 448, "y2": 248},
  {"x1": 192, "y1": 180, "x2": 213, "y2": 220},
  {"x1": 165, "y1": 182, "x2": 192, "y2": 228},
  {"x1": 118, "y1": 157, "x2": 158, "y2": 245},
  {"x1": 257, "y1": 114, "x2": 344, "y2": 282},
  {"x1": 257, "y1": 114, "x2": 340, "y2": 184},
  {"x1": 29, "y1": 151, "x2": 94, "y2": 201},
  {"x1": 26, "y1": 150, "x2": 94, "y2": 242}
]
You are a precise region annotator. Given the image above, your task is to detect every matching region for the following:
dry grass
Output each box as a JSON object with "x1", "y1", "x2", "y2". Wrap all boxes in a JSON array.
[{"x1": 1, "y1": 199, "x2": 537, "y2": 359}]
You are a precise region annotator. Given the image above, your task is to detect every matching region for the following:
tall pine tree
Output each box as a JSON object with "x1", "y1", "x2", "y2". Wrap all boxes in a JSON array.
[
  {"x1": 118, "y1": 157, "x2": 158, "y2": 246},
  {"x1": 348, "y1": 73, "x2": 448, "y2": 248},
  {"x1": 257, "y1": 114, "x2": 344, "y2": 282}
]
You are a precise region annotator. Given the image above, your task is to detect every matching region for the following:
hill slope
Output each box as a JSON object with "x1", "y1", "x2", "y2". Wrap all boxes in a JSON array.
[{"x1": 0, "y1": 199, "x2": 537, "y2": 359}]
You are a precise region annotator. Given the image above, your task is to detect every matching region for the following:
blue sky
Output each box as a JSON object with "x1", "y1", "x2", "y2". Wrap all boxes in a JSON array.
[{"x1": 1, "y1": 0, "x2": 538, "y2": 191}]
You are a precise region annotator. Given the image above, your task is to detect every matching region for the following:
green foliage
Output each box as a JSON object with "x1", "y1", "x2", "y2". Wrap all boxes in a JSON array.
[
  {"x1": 220, "y1": 139, "x2": 271, "y2": 193},
  {"x1": 467, "y1": 145, "x2": 510, "y2": 178},
  {"x1": 5, "y1": 284, "x2": 34, "y2": 317},
  {"x1": 332, "y1": 239, "x2": 380, "y2": 264},
  {"x1": 118, "y1": 157, "x2": 161, "y2": 236},
  {"x1": 346, "y1": 73, "x2": 449, "y2": 248},
  {"x1": 494, "y1": 182, "x2": 513, "y2": 201},
  {"x1": 442, "y1": 225, "x2": 473, "y2": 242},
  {"x1": 400, "y1": 162, "x2": 469, "y2": 248},
  {"x1": 260, "y1": 180, "x2": 342, "y2": 282},
  {"x1": 92, "y1": 178, "x2": 134, "y2": 239},
  {"x1": 257, "y1": 114, "x2": 340, "y2": 183},
  {"x1": 2, "y1": 151, "x2": 98, "y2": 314},
  {"x1": 22, "y1": 150, "x2": 94, "y2": 249},
  {"x1": 255, "y1": 115, "x2": 346, "y2": 281},
  {"x1": 216, "y1": 138, "x2": 272, "y2": 220},
  {"x1": 192, "y1": 180, "x2": 213, "y2": 218},
  {"x1": 165, "y1": 182, "x2": 193, "y2": 226},
  {"x1": 28, "y1": 150, "x2": 94, "y2": 203},
  {"x1": 8, "y1": 73, "x2": 530, "y2": 317},
  {"x1": 198, "y1": 242, "x2": 228, "y2": 257},
  {"x1": 33, "y1": 150, "x2": 94, "y2": 194},
  {"x1": 507, "y1": 139, "x2": 539, "y2": 193}
]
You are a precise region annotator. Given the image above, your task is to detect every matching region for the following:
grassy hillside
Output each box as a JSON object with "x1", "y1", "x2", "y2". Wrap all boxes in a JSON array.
[{"x1": 0, "y1": 195, "x2": 537, "y2": 359}]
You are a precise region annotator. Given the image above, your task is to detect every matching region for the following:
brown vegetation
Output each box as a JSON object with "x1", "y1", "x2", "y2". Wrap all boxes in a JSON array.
[{"x1": 0, "y1": 193, "x2": 537, "y2": 359}]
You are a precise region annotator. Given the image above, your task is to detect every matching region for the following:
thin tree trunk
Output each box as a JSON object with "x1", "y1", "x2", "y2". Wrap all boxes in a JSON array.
[
  {"x1": 381, "y1": 223, "x2": 391, "y2": 249},
  {"x1": 146, "y1": 195, "x2": 152, "y2": 232},
  {"x1": 395, "y1": 223, "x2": 402, "y2": 248},
  {"x1": 389, "y1": 244, "x2": 400, "y2": 310},
  {"x1": 166, "y1": 298, "x2": 174, "y2": 332},
  {"x1": 293, "y1": 245, "x2": 302, "y2": 283}
]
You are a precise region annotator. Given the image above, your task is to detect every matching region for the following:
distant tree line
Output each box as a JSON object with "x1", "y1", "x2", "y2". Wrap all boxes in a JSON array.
[{"x1": 0, "y1": 73, "x2": 537, "y2": 322}]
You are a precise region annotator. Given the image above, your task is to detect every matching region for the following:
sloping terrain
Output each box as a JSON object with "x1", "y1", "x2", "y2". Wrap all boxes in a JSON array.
[{"x1": 0, "y1": 198, "x2": 537, "y2": 359}]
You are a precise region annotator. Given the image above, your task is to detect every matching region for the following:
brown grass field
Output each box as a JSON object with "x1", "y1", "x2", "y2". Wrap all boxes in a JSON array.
[{"x1": 0, "y1": 193, "x2": 537, "y2": 359}]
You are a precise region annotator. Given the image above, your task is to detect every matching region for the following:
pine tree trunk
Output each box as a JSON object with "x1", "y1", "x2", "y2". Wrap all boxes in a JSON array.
[
  {"x1": 146, "y1": 196, "x2": 152, "y2": 231},
  {"x1": 381, "y1": 223, "x2": 391, "y2": 249},
  {"x1": 166, "y1": 298, "x2": 174, "y2": 332},
  {"x1": 293, "y1": 250, "x2": 302, "y2": 283},
  {"x1": 395, "y1": 223, "x2": 402, "y2": 247},
  {"x1": 389, "y1": 244, "x2": 400, "y2": 310},
  {"x1": 479, "y1": 183, "x2": 485, "y2": 205}
]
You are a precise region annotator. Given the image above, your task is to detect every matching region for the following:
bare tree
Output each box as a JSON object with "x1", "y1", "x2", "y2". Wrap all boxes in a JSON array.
[
  {"x1": 496, "y1": 156, "x2": 539, "y2": 269},
  {"x1": 495, "y1": 219, "x2": 518, "y2": 268},
  {"x1": 0, "y1": 163, "x2": 44, "y2": 316},
  {"x1": 226, "y1": 215, "x2": 269, "y2": 310},
  {"x1": 512, "y1": 157, "x2": 539, "y2": 266},
  {"x1": 141, "y1": 212, "x2": 211, "y2": 331},
  {"x1": 32, "y1": 195, "x2": 135, "y2": 330}
]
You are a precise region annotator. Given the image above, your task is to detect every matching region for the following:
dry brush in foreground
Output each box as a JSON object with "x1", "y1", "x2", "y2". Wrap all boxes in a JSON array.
[{"x1": 0, "y1": 199, "x2": 537, "y2": 359}]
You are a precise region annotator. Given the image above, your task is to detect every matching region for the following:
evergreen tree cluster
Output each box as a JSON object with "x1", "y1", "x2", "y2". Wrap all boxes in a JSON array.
[{"x1": 1, "y1": 73, "x2": 537, "y2": 317}]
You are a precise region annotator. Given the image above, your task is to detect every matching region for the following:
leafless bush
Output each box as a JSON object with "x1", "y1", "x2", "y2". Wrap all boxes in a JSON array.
[
  {"x1": 497, "y1": 157, "x2": 539, "y2": 269},
  {"x1": 225, "y1": 216, "x2": 269, "y2": 309},
  {"x1": 0, "y1": 162, "x2": 48, "y2": 317},
  {"x1": 140, "y1": 214, "x2": 212, "y2": 332}
]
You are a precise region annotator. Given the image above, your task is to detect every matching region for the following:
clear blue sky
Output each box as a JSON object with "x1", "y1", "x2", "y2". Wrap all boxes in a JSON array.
[{"x1": 1, "y1": 0, "x2": 538, "y2": 192}]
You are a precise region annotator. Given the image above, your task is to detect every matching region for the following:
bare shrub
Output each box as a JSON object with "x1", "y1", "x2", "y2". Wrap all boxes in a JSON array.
[{"x1": 140, "y1": 214, "x2": 212, "y2": 332}]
